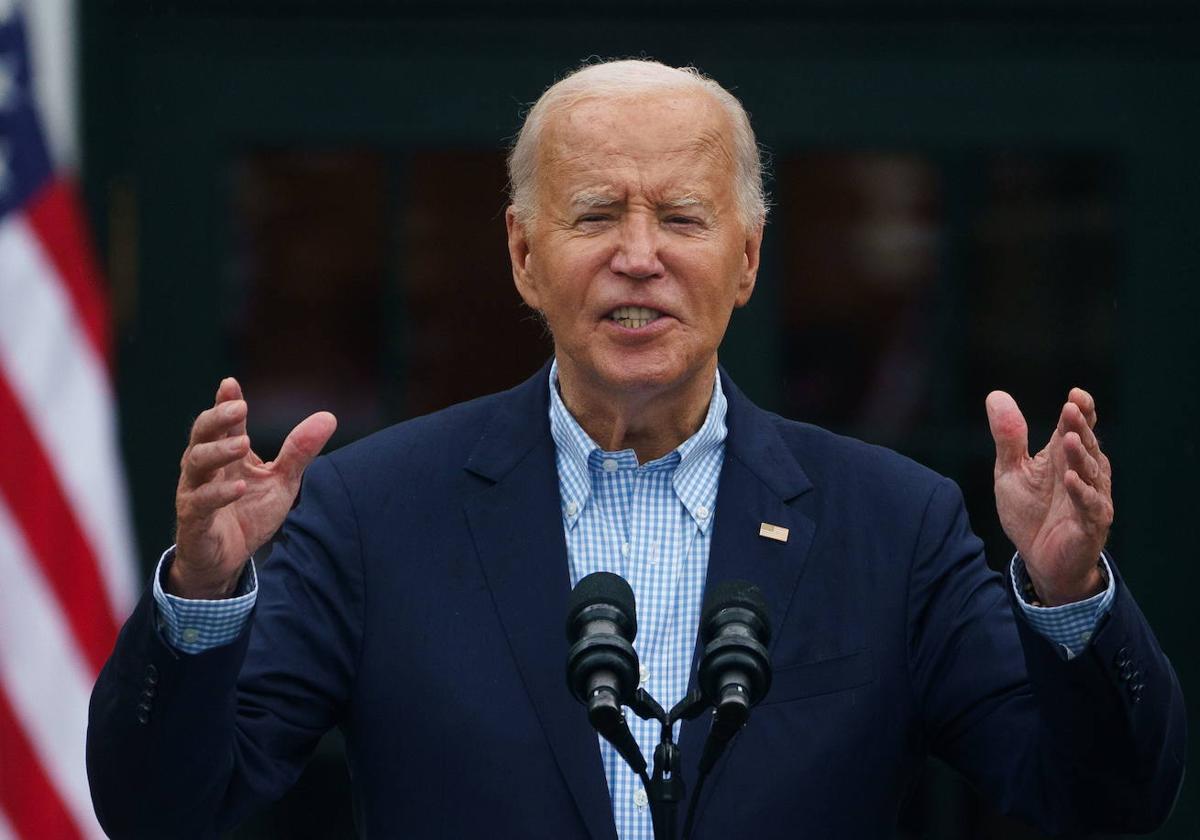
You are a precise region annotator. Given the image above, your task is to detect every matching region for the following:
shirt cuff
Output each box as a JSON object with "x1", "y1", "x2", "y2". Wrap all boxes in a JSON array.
[
  {"x1": 1010, "y1": 552, "x2": 1116, "y2": 659},
  {"x1": 151, "y1": 546, "x2": 257, "y2": 654}
]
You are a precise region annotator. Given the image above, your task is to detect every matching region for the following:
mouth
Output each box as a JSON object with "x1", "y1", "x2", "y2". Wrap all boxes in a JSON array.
[{"x1": 608, "y1": 306, "x2": 664, "y2": 329}]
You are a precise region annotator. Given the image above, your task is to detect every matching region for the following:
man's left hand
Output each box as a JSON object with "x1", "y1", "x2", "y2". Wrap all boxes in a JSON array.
[{"x1": 986, "y1": 388, "x2": 1114, "y2": 606}]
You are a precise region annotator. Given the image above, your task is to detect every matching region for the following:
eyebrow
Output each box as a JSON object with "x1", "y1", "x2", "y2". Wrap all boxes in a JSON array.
[
  {"x1": 569, "y1": 191, "x2": 621, "y2": 208},
  {"x1": 567, "y1": 192, "x2": 714, "y2": 212},
  {"x1": 661, "y1": 196, "x2": 711, "y2": 211}
]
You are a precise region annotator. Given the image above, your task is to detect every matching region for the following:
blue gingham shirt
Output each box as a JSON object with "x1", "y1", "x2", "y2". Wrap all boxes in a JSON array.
[
  {"x1": 549, "y1": 361, "x2": 727, "y2": 835},
  {"x1": 153, "y1": 364, "x2": 1115, "y2": 839}
]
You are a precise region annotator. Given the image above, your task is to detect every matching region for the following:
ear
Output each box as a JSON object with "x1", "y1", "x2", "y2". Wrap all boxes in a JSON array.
[
  {"x1": 506, "y1": 206, "x2": 540, "y2": 310},
  {"x1": 733, "y1": 223, "x2": 764, "y2": 308}
]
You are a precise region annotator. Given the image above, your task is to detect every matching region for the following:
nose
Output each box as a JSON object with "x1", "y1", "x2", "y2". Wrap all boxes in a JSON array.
[{"x1": 609, "y1": 215, "x2": 665, "y2": 280}]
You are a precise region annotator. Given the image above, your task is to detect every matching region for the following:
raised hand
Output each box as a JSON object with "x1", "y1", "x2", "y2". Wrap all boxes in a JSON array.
[
  {"x1": 171, "y1": 377, "x2": 337, "y2": 599},
  {"x1": 985, "y1": 388, "x2": 1113, "y2": 606}
]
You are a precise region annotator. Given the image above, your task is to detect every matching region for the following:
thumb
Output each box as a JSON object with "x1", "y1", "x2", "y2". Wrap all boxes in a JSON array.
[
  {"x1": 275, "y1": 411, "x2": 338, "y2": 484},
  {"x1": 985, "y1": 391, "x2": 1028, "y2": 474}
]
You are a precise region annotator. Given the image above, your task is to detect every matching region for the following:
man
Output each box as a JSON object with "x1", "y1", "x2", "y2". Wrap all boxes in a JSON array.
[{"x1": 87, "y1": 60, "x2": 1185, "y2": 838}]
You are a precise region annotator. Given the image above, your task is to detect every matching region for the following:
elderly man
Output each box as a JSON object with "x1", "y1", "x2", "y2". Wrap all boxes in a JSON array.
[{"x1": 88, "y1": 60, "x2": 1184, "y2": 839}]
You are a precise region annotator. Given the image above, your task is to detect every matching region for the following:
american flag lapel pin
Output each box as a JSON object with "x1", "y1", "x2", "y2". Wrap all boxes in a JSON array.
[{"x1": 759, "y1": 522, "x2": 789, "y2": 543}]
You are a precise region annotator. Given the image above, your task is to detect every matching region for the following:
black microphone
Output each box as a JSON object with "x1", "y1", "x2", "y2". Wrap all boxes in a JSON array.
[
  {"x1": 565, "y1": 572, "x2": 647, "y2": 775},
  {"x1": 696, "y1": 580, "x2": 772, "y2": 773}
]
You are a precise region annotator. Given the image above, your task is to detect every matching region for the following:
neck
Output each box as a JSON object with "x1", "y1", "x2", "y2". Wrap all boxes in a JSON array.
[{"x1": 555, "y1": 358, "x2": 717, "y2": 463}]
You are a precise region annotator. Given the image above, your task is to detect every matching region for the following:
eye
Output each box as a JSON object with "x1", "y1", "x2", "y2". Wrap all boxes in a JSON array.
[
  {"x1": 665, "y1": 215, "x2": 704, "y2": 228},
  {"x1": 575, "y1": 214, "x2": 614, "y2": 227}
]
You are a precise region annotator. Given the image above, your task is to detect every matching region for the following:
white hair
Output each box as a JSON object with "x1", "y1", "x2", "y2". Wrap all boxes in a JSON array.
[{"x1": 507, "y1": 59, "x2": 768, "y2": 230}]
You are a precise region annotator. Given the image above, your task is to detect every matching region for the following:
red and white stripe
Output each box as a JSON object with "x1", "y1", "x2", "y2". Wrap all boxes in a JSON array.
[
  {"x1": 1, "y1": 2, "x2": 136, "y2": 834},
  {"x1": 0, "y1": 177, "x2": 136, "y2": 836}
]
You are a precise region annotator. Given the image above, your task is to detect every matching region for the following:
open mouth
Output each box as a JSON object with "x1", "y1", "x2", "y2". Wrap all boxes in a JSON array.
[{"x1": 609, "y1": 306, "x2": 663, "y2": 329}]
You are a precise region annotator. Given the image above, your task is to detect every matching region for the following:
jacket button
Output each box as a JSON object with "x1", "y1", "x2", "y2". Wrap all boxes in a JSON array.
[
  {"x1": 141, "y1": 686, "x2": 156, "y2": 701},
  {"x1": 136, "y1": 706, "x2": 151, "y2": 725},
  {"x1": 144, "y1": 664, "x2": 159, "y2": 685}
]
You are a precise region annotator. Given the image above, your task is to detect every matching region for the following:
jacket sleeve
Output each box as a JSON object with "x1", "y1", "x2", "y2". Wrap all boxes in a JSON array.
[
  {"x1": 907, "y1": 478, "x2": 1186, "y2": 836},
  {"x1": 86, "y1": 455, "x2": 365, "y2": 839}
]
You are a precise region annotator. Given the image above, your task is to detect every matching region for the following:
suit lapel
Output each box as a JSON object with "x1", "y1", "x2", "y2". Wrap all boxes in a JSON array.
[
  {"x1": 678, "y1": 371, "x2": 817, "y2": 815},
  {"x1": 462, "y1": 364, "x2": 617, "y2": 840}
]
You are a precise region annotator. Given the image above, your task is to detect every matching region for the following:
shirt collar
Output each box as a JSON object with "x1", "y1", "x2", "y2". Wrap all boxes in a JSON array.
[
  {"x1": 547, "y1": 359, "x2": 728, "y2": 533},
  {"x1": 547, "y1": 362, "x2": 596, "y2": 528},
  {"x1": 673, "y1": 375, "x2": 727, "y2": 533}
]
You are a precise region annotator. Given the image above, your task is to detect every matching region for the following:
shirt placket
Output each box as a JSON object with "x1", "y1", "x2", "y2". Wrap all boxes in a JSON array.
[
  {"x1": 595, "y1": 460, "x2": 652, "y2": 837},
  {"x1": 624, "y1": 467, "x2": 657, "y2": 826}
]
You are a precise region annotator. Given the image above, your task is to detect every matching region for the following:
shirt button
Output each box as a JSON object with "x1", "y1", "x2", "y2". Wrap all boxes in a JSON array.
[
  {"x1": 602, "y1": 458, "x2": 618, "y2": 472},
  {"x1": 633, "y1": 789, "x2": 649, "y2": 810},
  {"x1": 181, "y1": 628, "x2": 200, "y2": 644},
  {"x1": 1079, "y1": 631, "x2": 1092, "y2": 644},
  {"x1": 566, "y1": 500, "x2": 578, "y2": 517},
  {"x1": 639, "y1": 664, "x2": 650, "y2": 686},
  {"x1": 621, "y1": 542, "x2": 631, "y2": 558},
  {"x1": 696, "y1": 505, "x2": 709, "y2": 520}
]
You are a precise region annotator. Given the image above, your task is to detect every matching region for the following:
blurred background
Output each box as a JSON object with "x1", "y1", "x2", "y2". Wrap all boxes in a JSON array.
[{"x1": 1, "y1": 0, "x2": 1197, "y2": 837}]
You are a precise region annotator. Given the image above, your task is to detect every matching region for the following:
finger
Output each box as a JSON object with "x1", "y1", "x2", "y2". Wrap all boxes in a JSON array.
[
  {"x1": 1064, "y1": 469, "x2": 1115, "y2": 530},
  {"x1": 1097, "y1": 450, "x2": 1113, "y2": 490},
  {"x1": 189, "y1": 398, "x2": 247, "y2": 446},
  {"x1": 184, "y1": 379, "x2": 246, "y2": 446},
  {"x1": 179, "y1": 478, "x2": 247, "y2": 520},
  {"x1": 218, "y1": 377, "x2": 248, "y2": 438},
  {"x1": 272, "y1": 411, "x2": 338, "y2": 484},
  {"x1": 215, "y1": 376, "x2": 240, "y2": 403},
  {"x1": 1059, "y1": 401, "x2": 1101, "y2": 457},
  {"x1": 985, "y1": 391, "x2": 1029, "y2": 474},
  {"x1": 180, "y1": 436, "x2": 250, "y2": 489},
  {"x1": 1064, "y1": 432, "x2": 1101, "y2": 485},
  {"x1": 1067, "y1": 387, "x2": 1097, "y2": 429}
]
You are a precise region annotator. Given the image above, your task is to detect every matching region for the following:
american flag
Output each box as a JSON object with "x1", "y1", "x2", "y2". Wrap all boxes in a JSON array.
[{"x1": 0, "y1": 2, "x2": 137, "y2": 837}]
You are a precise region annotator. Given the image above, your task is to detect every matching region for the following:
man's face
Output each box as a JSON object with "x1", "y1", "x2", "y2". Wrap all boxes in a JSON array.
[{"x1": 507, "y1": 90, "x2": 762, "y2": 402}]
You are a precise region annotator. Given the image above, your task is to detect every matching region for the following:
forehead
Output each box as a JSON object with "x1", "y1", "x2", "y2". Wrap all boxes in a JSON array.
[{"x1": 537, "y1": 90, "x2": 736, "y2": 199}]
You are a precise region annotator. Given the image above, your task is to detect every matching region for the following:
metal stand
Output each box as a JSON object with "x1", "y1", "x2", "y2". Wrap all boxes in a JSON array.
[{"x1": 623, "y1": 688, "x2": 714, "y2": 840}]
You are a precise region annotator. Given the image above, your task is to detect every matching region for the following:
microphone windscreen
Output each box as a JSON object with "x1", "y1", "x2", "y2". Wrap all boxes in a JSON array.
[
  {"x1": 701, "y1": 579, "x2": 770, "y2": 632},
  {"x1": 566, "y1": 571, "x2": 637, "y2": 637}
]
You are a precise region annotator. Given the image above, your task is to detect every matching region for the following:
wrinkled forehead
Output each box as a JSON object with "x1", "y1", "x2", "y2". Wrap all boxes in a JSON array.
[{"x1": 536, "y1": 91, "x2": 737, "y2": 195}]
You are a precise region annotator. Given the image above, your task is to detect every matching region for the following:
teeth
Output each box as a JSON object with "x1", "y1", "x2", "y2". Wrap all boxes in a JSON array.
[{"x1": 610, "y1": 306, "x2": 662, "y2": 329}]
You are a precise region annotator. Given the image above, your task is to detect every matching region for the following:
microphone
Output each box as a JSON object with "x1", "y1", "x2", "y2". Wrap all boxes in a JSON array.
[
  {"x1": 696, "y1": 580, "x2": 772, "y2": 773},
  {"x1": 565, "y1": 572, "x2": 646, "y2": 775}
]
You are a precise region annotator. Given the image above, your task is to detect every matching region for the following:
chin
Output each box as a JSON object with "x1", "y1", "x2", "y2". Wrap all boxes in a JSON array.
[{"x1": 591, "y1": 356, "x2": 695, "y2": 396}]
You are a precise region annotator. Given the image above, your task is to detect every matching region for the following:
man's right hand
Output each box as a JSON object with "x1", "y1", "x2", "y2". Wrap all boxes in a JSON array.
[{"x1": 170, "y1": 377, "x2": 338, "y2": 599}]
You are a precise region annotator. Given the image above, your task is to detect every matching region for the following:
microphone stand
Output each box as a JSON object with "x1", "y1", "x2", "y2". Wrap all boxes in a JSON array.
[
  {"x1": 626, "y1": 689, "x2": 678, "y2": 840},
  {"x1": 625, "y1": 687, "x2": 715, "y2": 840},
  {"x1": 605, "y1": 685, "x2": 748, "y2": 840}
]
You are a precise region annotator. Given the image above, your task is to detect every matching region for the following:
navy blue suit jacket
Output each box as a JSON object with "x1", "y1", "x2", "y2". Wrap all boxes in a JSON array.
[{"x1": 88, "y1": 365, "x2": 1185, "y2": 838}]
